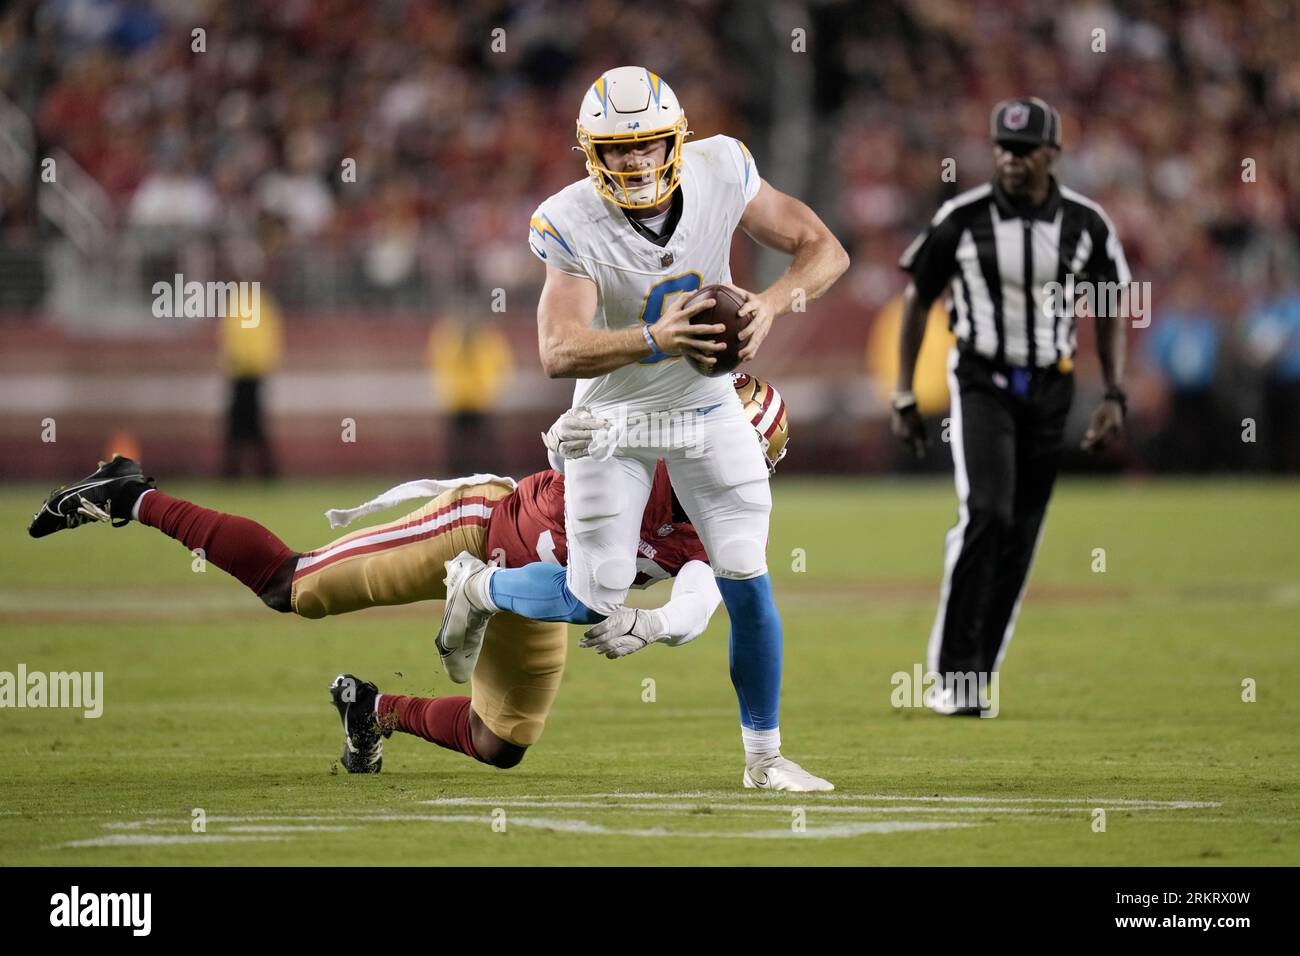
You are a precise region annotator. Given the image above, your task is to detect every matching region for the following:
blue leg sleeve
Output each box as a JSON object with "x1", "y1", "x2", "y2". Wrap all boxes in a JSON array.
[
  {"x1": 716, "y1": 573, "x2": 782, "y2": 731},
  {"x1": 488, "y1": 563, "x2": 605, "y2": 624}
]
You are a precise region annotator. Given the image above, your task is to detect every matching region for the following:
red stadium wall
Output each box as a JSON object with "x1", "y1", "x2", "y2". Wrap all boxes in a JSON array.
[{"x1": 0, "y1": 301, "x2": 906, "y2": 480}]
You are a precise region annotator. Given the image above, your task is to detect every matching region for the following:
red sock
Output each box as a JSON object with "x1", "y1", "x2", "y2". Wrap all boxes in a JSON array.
[
  {"x1": 378, "y1": 694, "x2": 482, "y2": 762},
  {"x1": 138, "y1": 490, "x2": 295, "y2": 596}
]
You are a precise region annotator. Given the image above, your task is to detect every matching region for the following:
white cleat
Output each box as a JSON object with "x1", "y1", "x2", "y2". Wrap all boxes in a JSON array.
[
  {"x1": 742, "y1": 755, "x2": 835, "y2": 792},
  {"x1": 927, "y1": 686, "x2": 985, "y2": 717},
  {"x1": 435, "y1": 551, "x2": 495, "y2": 683}
]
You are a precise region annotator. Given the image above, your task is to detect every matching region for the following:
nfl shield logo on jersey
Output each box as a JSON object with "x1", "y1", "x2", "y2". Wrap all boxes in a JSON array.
[
  {"x1": 660, "y1": 252, "x2": 674, "y2": 267},
  {"x1": 656, "y1": 523, "x2": 674, "y2": 537}
]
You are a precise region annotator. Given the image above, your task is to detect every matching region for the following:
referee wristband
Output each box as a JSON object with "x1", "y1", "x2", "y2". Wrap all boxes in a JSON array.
[{"x1": 642, "y1": 325, "x2": 662, "y2": 356}]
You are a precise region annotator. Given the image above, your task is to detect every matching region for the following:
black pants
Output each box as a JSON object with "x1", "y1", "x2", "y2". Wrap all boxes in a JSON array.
[
  {"x1": 447, "y1": 410, "x2": 492, "y2": 476},
  {"x1": 929, "y1": 349, "x2": 1074, "y2": 677},
  {"x1": 1154, "y1": 388, "x2": 1216, "y2": 472},
  {"x1": 224, "y1": 376, "x2": 276, "y2": 479},
  {"x1": 1264, "y1": 379, "x2": 1300, "y2": 472}
]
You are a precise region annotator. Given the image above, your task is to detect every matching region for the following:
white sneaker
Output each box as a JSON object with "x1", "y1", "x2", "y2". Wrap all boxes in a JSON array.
[
  {"x1": 742, "y1": 755, "x2": 835, "y2": 792},
  {"x1": 435, "y1": 551, "x2": 494, "y2": 683}
]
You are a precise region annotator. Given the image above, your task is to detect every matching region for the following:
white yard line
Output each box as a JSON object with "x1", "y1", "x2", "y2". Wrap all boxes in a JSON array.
[
  {"x1": 56, "y1": 834, "x2": 286, "y2": 848},
  {"x1": 87, "y1": 811, "x2": 980, "y2": 843},
  {"x1": 560, "y1": 792, "x2": 1223, "y2": 808},
  {"x1": 499, "y1": 817, "x2": 978, "y2": 839},
  {"x1": 223, "y1": 825, "x2": 356, "y2": 833},
  {"x1": 95, "y1": 816, "x2": 977, "y2": 841},
  {"x1": 422, "y1": 796, "x2": 1219, "y2": 813},
  {"x1": 69, "y1": 789, "x2": 1232, "y2": 849},
  {"x1": 421, "y1": 799, "x2": 1058, "y2": 815}
]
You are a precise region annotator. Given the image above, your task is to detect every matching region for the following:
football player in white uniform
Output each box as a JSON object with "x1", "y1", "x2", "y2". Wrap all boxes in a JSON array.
[{"x1": 437, "y1": 67, "x2": 849, "y2": 791}]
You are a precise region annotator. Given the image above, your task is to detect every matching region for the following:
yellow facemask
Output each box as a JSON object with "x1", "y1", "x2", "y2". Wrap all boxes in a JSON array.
[{"x1": 576, "y1": 116, "x2": 690, "y2": 210}]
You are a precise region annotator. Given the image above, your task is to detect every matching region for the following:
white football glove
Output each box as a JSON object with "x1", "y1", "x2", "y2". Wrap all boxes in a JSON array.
[
  {"x1": 579, "y1": 607, "x2": 671, "y2": 659},
  {"x1": 541, "y1": 406, "x2": 610, "y2": 460}
]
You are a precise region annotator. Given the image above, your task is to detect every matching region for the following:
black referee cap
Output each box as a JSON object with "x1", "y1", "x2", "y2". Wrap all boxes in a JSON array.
[{"x1": 990, "y1": 97, "x2": 1062, "y2": 149}]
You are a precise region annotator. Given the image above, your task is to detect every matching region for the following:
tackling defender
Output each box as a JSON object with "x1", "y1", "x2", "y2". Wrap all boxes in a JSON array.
[
  {"x1": 436, "y1": 67, "x2": 849, "y2": 791},
  {"x1": 27, "y1": 376, "x2": 790, "y2": 774}
]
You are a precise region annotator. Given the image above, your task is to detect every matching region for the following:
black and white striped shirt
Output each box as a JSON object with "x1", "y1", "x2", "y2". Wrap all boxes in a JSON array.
[{"x1": 899, "y1": 178, "x2": 1130, "y2": 368}]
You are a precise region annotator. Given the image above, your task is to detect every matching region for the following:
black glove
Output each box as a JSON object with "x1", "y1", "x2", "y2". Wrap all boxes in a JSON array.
[{"x1": 890, "y1": 393, "x2": 928, "y2": 459}]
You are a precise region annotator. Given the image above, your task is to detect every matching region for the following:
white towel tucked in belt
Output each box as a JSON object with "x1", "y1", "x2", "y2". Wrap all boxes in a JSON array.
[{"x1": 324, "y1": 474, "x2": 517, "y2": 528}]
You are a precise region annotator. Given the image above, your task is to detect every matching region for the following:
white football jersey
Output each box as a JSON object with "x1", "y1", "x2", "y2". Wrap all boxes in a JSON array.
[{"x1": 528, "y1": 135, "x2": 762, "y2": 416}]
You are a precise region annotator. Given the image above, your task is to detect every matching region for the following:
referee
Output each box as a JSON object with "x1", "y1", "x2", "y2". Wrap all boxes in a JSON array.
[{"x1": 892, "y1": 97, "x2": 1131, "y2": 714}]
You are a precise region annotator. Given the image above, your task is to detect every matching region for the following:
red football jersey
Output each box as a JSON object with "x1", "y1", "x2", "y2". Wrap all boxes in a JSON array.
[{"x1": 486, "y1": 461, "x2": 708, "y2": 586}]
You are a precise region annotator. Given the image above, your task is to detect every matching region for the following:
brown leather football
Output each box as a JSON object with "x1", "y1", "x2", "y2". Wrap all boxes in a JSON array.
[{"x1": 685, "y1": 284, "x2": 750, "y2": 377}]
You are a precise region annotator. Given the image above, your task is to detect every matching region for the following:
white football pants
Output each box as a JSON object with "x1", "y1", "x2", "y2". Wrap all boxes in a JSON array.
[{"x1": 564, "y1": 398, "x2": 771, "y2": 615}]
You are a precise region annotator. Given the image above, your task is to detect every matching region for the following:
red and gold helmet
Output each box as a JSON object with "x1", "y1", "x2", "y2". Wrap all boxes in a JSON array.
[{"x1": 732, "y1": 372, "x2": 789, "y2": 472}]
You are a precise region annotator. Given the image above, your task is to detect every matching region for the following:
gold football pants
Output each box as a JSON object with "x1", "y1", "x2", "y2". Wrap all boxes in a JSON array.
[{"x1": 291, "y1": 483, "x2": 565, "y2": 747}]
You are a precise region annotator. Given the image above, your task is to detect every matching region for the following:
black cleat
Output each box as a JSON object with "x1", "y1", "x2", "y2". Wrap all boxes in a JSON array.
[
  {"x1": 329, "y1": 674, "x2": 388, "y2": 774},
  {"x1": 28, "y1": 455, "x2": 155, "y2": 539}
]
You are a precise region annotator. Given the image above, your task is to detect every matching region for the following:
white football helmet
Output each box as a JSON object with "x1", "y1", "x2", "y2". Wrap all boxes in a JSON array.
[{"x1": 576, "y1": 66, "x2": 690, "y2": 210}]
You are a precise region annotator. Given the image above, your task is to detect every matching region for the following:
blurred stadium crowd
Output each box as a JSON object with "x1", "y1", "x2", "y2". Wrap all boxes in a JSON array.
[{"x1": 1, "y1": 0, "x2": 1297, "y2": 473}]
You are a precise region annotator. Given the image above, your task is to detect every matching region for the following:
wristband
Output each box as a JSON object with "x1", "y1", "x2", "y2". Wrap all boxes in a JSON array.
[
  {"x1": 642, "y1": 325, "x2": 661, "y2": 356},
  {"x1": 1103, "y1": 386, "x2": 1127, "y2": 417}
]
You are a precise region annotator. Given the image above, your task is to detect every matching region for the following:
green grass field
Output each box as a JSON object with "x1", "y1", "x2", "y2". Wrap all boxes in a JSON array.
[{"x1": 1, "y1": 477, "x2": 1296, "y2": 865}]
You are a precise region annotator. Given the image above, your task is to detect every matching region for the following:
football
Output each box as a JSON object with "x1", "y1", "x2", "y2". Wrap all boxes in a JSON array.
[{"x1": 685, "y1": 283, "x2": 750, "y2": 377}]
